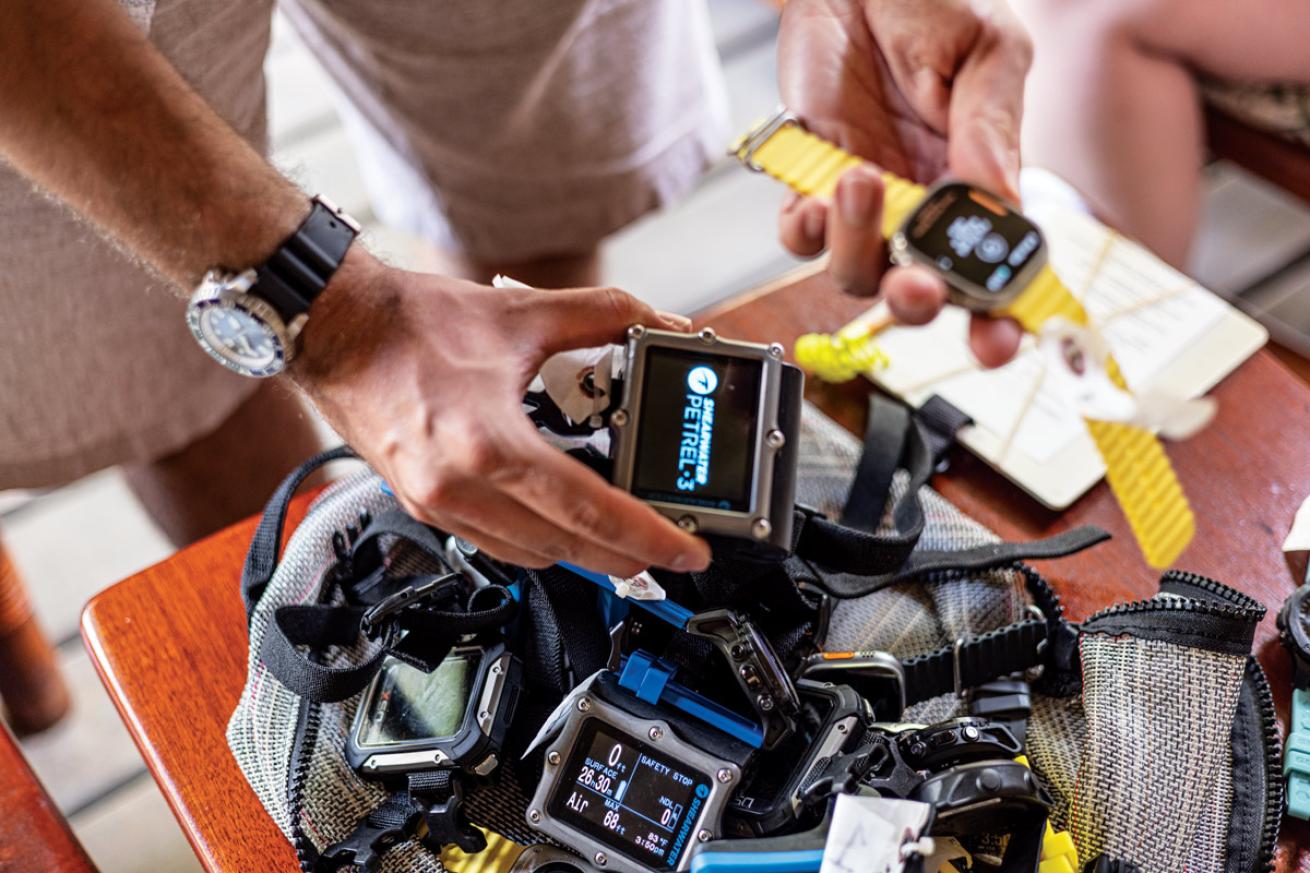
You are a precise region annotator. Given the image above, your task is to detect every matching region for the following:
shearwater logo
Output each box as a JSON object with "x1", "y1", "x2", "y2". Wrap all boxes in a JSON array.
[
  {"x1": 677, "y1": 366, "x2": 719, "y2": 492},
  {"x1": 687, "y1": 365, "x2": 718, "y2": 395}
]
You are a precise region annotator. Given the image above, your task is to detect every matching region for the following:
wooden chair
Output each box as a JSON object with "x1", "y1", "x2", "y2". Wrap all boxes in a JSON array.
[
  {"x1": 0, "y1": 719, "x2": 97, "y2": 872},
  {"x1": 0, "y1": 536, "x2": 71, "y2": 735}
]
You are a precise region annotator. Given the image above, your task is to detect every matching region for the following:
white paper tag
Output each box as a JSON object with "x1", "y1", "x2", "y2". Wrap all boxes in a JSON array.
[
  {"x1": 820, "y1": 795, "x2": 932, "y2": 873},
  {"x1": 1037, "y1": 321, "x2": 1215, "y2": 438},
  {"x1": 1284, "y1": 494, "x2": 1310, "y2": 553},
  {"x1": 608, "y1": 570, "x2": 667, "y2": 601}
]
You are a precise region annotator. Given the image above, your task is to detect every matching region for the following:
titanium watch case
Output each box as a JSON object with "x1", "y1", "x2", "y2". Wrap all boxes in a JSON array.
[
  {"x1": 345, "y1": 642, "x2": 521, "y2": 780},
  {"x1": 888, "y1": 180, "x2": 1050, "y2": 313},
  {"x1": 608, "y1": 326, "x2": 800, "y2": 554},
  {"x1": 527, "y1": 680, "x2": 744, "y2": 873}
]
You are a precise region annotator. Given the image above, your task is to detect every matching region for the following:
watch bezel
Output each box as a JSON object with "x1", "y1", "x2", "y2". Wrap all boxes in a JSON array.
[
  {"x1": 889, "y1": 180, "x2": 1049, "y2": 312},
  {"x1": 186, "y1": 269, "x2": 295, "y2": 378}
]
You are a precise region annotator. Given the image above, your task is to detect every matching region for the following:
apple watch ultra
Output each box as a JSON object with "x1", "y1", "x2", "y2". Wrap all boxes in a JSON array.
[
  {"x1": 186, "y1": 195, "x2": 361, "y2": 377},
  {"x1": 731, "y1": 109, "x2": 1195, "y2": 570}
]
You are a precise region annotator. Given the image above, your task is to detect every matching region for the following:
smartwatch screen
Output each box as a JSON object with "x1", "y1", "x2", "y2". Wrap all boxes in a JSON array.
[
  {"x1": 355, "y1": 653, "x2": 478, "y2": 747},
  {"x1": 904, "y1": 183, "x2": 1044, "y2": 297},
  {"x1": 630, "y1": 348, "x2": 763, "y2": 512}
]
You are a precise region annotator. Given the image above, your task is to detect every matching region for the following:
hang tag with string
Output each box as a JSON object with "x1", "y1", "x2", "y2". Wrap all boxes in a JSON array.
[
  {"x1": 1036, "y1": 319, "x2": 1216, "y2": 439},
  {"x1": 820, "y1": 795, "x2": 933, "y2": 873}
]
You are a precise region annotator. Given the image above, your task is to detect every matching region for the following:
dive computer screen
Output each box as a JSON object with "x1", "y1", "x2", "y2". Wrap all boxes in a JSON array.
[
  {"x1": 630, "y1": 348, "x2": 763, "y2": 512},
  {"x1": 904, "y1": 183, "x2": 1044, "y2": 295},
  {"x1": 356, "y1": 652, "x2": 478, "y2": 747},
  {"x1": 547, "y1": 718, "x2": 713, "y2": 871}
]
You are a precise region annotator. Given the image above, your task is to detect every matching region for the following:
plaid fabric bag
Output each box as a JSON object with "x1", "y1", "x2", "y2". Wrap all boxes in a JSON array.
[{"x1": 227, "y1": 402, "x2": 1281, "y2": 872}]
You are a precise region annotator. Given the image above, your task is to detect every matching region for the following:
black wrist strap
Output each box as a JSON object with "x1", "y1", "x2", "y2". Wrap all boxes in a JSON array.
[{"x1": 254, "y1": 196, "x2": 359, "y2": 322}]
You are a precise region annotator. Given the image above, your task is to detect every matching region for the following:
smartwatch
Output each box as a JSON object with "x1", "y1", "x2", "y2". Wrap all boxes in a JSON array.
[
  {"x1": 186, "y1": 195, "x2": 360, "y2": 377},
  {"x1": 732, "y1": 110, "x2": 1194, "y2": 570}
]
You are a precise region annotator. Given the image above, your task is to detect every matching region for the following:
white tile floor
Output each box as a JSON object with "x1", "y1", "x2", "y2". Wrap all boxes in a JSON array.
[{"x1": 5, "y1": 2, "x2": 1310, "y2": 870}]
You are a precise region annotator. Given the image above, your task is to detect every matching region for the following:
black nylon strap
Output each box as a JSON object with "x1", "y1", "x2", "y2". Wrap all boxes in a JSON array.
[
  {"x1": 242, "y1": 445, "x2": 357, "y2": 620},
  {"x1": 901, "y1": 617, "x2": 1049, "y2": 706},
  {"x1": 260, "y1": 604, "x2": 388, "y2": 702},
  {"x1": 917, "y1": 394, "x2": 974, "y2": 463},
  {"x1": 839, "y1": 399, "x2": 910, "y2": 531}
]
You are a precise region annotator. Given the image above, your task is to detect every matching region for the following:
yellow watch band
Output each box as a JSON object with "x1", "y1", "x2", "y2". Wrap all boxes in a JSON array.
[
  {"x1": 733, "y1": 110, "x2": 1195, "y2": 568},
  {"x1": 733, "y1": 115, "x2": 925, "y2": 236}
]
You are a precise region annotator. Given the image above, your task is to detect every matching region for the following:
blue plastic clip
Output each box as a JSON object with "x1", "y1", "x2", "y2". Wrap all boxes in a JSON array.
[
  {"x1": 559, "y1": 563, "x2": 695, "y2": 630},
  {"x1": 1287, "y1": 686, "x2": 1310, "y2": 819},
  {"x1": 616, "y1": 651, "x2": 765, "y2": 748}
]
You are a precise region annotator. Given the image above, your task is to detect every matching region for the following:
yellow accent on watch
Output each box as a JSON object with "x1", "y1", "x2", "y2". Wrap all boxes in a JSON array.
[{"x1": 733, "y1": 111, "x2": 1195, "y2": 568}]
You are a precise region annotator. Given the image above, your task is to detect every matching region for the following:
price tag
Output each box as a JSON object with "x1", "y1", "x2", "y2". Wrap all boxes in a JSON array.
[{"x1": 820, "y1": 795, "x2": 932, "y2": 873}]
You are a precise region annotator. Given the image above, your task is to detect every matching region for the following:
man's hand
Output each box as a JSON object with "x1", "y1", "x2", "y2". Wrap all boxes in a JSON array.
[
  {"x1": 293, "y1": 251, "x2": 713, "y2": 578},
  {"x1": 776, "y1": 0, "x2": 1033, "y2": 366}
]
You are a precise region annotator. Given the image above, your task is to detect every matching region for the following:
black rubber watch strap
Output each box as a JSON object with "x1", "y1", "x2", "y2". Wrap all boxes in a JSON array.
[{"x1": 254, "y1": 196, "x2": 359, "y2": 321}]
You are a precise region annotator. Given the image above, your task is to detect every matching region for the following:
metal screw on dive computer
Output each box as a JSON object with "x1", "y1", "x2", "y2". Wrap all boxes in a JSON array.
[
  {"x1": 547, "y1": 751, "x2": 560, "y2": 766},
  {"x1": 697, "y1": 830, "x2": 712, "y2": 843},
  {"x1": 610, "y1": 410, "x2": 629, "y2": 428},
  {"x1": 757, "y1": 694, "x2": 776, "y2": 712},
  {"x1": 627, "y1": 325, "x2": 646, "y2": 340},
  {"x1": 768, "y1": 343, "x2": 784, "y2": 359},
  {"x1": 765, "y1": 429, "x2": 786, "y2": 449},
  {"x1": 529, "y1": 809, "x2": 542, "y2": 824},
  {"x1": 717, "y1": 768, "x2": 733, "y2": 784},
  {"x1": 751, "y1": 518, "x2": 772, "y2": 540},
  {"x1": 963, "y1": 725, "x2": 980, "y2": 741},
  {"x1": 594, "y1": 852, "x2": 609, "y2": 866},
  {"x1": 577, "y1": 697, "x2": 592, "y2": 713},
  {"x1": 699, "y1": 327, "x2": 717, "y2": 343},
  {"x1": 677, "y1": 516, "x2": 698, "y2": 533},
  {"x1": 649, "y1": 726, "x2": 664, "y2": 741}
]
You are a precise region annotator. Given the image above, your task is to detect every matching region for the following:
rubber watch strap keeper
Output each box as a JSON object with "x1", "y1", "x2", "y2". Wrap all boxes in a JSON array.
[{"x1": 254, "y1": 195, "x2": 360, "y2": 322}]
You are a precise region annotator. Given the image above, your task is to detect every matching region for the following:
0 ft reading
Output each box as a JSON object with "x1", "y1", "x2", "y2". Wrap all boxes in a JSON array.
[{"x1": 549, "y1": 720, "x2": 713, "y2": 871}]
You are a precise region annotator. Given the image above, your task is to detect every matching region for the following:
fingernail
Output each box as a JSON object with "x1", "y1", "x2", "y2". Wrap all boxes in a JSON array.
[
  {"x1": 671, "y1": 549, "x2": 710, "y2": 573},
  {"x1": 838, "y1": 170, "x2": 877, "y2": 228},
  {"x1": 657, "y1": 310, "x2": 692, "y2": 331},
  {"x1": 802, "y1": 203, "x2": 826, "y2": 242}
]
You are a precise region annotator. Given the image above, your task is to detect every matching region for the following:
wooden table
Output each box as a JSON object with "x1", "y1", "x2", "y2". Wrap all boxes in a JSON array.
[
  {"x1": 83, "y1": 268, "x2": 1310, "y2": 872},
  {"x1": 0, "y1": 720, "x2": 97, "y2": 872}
]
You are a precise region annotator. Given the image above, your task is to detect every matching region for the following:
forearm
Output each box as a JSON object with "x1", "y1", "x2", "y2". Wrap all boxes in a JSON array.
[{"x1": 0, "y1": 0, "x2": 307, "y2": 287}]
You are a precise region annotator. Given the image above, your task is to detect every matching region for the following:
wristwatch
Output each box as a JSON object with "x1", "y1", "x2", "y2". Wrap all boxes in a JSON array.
[
  {"x1": 186, "y1": 195, "x2": 361, "y2": 378},
  {"x1": 732, "y1": 110, "x2": 1194, "y2": 569}
]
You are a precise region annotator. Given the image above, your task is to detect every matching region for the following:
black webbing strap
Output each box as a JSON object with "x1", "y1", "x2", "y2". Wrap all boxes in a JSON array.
[
  {"x1": 901, "y1": 616, "x2": 1049, "y2": 706},
  {"x1": 242, "y1": 445, "x2": 357, "y2": 621},
  {"x1": 839, "y1": 399, "x2": 910, "y2": 531},
  {"x1": 917, "y1": 394, "x2": 974, "y2": 463},
  {"x1": 261, "y1": 603, "x2": 387, "y2": 702}
]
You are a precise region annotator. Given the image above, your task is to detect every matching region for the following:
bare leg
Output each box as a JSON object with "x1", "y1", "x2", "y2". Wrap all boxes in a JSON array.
[
  {"x1": 123, "y1": 380, "x2": 325, "y2": 546},
  {"x1": 1013, "y1": 0, "x2": 1310, "y2": 266}
]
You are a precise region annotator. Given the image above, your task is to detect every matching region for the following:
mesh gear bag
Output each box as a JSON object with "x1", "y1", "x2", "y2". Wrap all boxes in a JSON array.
[{"x1": 227, "y1": 402, "x2": 1281, "y2": 872}]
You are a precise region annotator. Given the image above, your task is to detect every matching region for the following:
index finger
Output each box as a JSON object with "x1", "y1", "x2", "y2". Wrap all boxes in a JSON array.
[
  {"x1": 946, "y1": 14, "x2": 1033, "y2": 201},
  {"x1": 507, "y1": 426, "x2": 713, "y2": 573}
]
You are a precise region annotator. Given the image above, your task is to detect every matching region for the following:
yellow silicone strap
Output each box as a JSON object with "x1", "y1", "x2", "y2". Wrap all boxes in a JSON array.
[
  {"x1": 998, "y1": 265, "x2": 1089, "y2": 332},
  {"x1": 742, "y1": 121, "x2": 925, "y2": 237},
  {"x1": 440, "y1": 828, "x2": 523, "y2": 873}
]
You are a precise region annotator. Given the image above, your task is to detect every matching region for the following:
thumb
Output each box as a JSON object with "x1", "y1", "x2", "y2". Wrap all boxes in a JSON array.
[
  {"x1": 527, "y1": 285, "x2": 691, "y2": 357},
  {"x1": 946, "y1": 17, "x2": 1032, "y2": 202}
]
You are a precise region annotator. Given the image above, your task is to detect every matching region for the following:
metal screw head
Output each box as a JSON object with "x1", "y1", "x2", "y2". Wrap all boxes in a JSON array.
[
  {"x1": 611, "y1": 409, "x2": 629, "y2": 428},
  {"x1": 595, "y1": 852, "x2": 609, "y2": 867},
  {"x1": 765, "y1": 429, "x2": 786, "y2": 450},
  {"x1": 649, "y1": 726, "x2": 664, "y2": 741},
  {"x1": 716, "y1": 768, "x2": 734, "y2": 784},
  {"x1": 699, "y1": 327, "x2": 717, "y2": 343},
  {"x1": 756, "y1": 694, "x2": 776, "y2": 712},
  {"x1": 836, "y1": 722, "x2": 848, "y2": 734},
  {"x1": 676, "y1": 515, "x2": 698, "y2": 533},
  {"x1": 528, "y1": 809, "x2": 542, "y2": 824},
  {"x1": 479, "y1": 710, "x2": 490, "y2": 722},
  {"x1": 577, "y1": 697, "x2": 592, "y2": 713},
  {"x1": 751, "y1": 517, "x2": 773, "y2": 540},
  {"x1": 627, "y1": 325, "x2": 646, "y2": 340},
  {"x1": 962, "y1": 725, "x2": 980, "y2": 741},
  {"x1": 697, "y1": 830, "x2": 712, "y2": 843},
  {"x1": 768, "y1": 343, "x2": 785, "y2": 359},
  {"x1": 547, "y1": 751, "x2": 561, "y2": 766}
]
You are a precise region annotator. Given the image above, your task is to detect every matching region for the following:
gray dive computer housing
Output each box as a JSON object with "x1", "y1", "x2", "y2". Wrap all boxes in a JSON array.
[{"x1": 608, "y1": 326, "x2": 802, "y2": 555}]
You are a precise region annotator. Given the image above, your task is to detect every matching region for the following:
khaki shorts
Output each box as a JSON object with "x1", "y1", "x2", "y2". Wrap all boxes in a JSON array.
[{"x1": 0, "y1": 0, "x2": 727, "y2": 488}]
